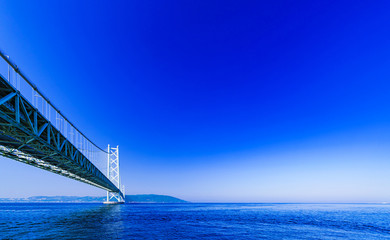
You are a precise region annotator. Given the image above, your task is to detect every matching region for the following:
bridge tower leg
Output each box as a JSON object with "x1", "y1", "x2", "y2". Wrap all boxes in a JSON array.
[{"x1": 104, "y1": 145, "x2": 125, "y2": 204}]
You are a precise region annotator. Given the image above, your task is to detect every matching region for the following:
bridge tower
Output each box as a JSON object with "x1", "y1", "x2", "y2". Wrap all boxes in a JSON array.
[{"x1": 104, "y1": 145, "x2": 125, "y2": 204}]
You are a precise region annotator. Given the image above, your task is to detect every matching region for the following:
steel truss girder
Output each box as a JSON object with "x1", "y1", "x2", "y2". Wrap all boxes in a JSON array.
[{"x1": 0, "y1": 74, "x2": 120, "y2": 193}]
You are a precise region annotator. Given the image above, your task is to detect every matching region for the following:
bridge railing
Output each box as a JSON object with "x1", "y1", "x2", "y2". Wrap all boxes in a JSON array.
[{"x1": 0, "y1": 51, "x2": 107, "y2": 176}]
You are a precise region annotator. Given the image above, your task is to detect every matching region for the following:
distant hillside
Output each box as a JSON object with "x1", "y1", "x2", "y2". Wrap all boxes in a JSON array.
[
  {"x1": 125, "y1": 194, "x2": 187, "y2": 203},
  {"x1": 0, "y1": 194, "x2": 187, "y2": 203}
]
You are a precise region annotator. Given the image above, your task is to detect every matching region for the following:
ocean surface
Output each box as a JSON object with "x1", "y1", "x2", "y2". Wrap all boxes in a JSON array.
[{"x1": 1, "y1": 203, "x2": 390, "y2": 239}]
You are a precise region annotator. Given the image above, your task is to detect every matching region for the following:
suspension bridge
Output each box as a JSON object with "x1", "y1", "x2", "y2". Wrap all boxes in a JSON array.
[{"x1": 0, "y1": 50, "x2": 125, "y2": 204}]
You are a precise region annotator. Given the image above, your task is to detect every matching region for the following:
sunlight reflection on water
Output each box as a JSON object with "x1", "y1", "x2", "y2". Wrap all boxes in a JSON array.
[{"x1": 1, "y1": 203, "x2": 390, "y2": 239}]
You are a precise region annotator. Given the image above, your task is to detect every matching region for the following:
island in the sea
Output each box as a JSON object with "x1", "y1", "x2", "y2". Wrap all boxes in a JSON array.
[{"x1": 0, "y1": 194, "x2": 187, "y2": 203}]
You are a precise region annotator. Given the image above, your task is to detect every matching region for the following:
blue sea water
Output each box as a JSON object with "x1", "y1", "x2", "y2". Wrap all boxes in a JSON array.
[{"x1": 1, "y1": 203, "x2": 390, "y2": 239}]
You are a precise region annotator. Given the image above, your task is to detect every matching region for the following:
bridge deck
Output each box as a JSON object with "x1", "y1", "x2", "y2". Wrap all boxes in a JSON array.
[{"x1": 0, "y1": 74, "x2": 121, "y2": 194}]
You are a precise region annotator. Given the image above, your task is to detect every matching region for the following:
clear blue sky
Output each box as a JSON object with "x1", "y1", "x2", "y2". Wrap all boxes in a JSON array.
[{"x1": 1, "y1": 0, "x2": 390, "y2": 202}]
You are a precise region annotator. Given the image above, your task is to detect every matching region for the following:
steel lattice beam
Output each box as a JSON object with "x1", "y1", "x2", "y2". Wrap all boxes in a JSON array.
[{"x1": 0, "y1": 74, "x2": 121, "y2": 194}]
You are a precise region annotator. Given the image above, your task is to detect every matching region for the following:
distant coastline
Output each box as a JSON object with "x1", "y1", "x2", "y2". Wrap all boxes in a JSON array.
[{"x1": 0, "y1": 194, "x2": 187, "y2": 203}]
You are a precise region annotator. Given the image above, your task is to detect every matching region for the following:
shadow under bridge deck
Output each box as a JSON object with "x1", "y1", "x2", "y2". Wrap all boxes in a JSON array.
[{"x1": 0, "y1": 74, "x2": 121, "y2": 195}]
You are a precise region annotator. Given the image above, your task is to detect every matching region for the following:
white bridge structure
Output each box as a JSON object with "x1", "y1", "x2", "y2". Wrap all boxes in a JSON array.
[{"x1": 0, "y1": 50, "x2": 125, "y2": 204}]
